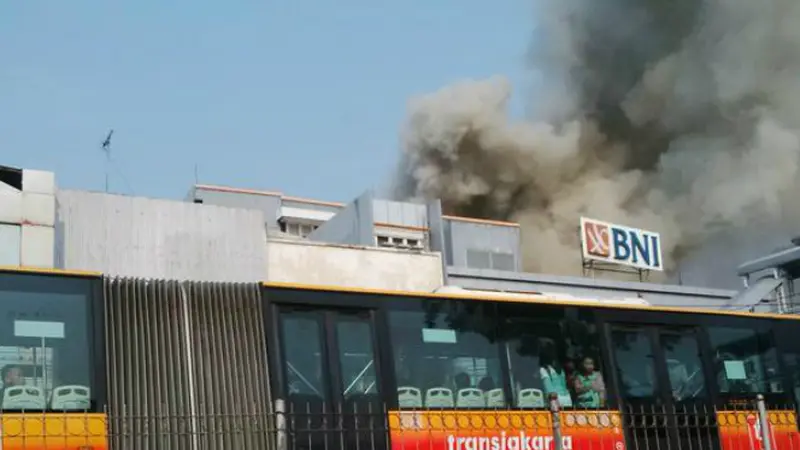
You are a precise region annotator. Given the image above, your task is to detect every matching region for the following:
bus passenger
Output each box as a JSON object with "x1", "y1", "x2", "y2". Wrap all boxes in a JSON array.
[
  {"x1": 478, "y1": 376, "x2": 495, "y2": 391},
  {"x1": 564, "y1": 359, "x2": 577, "y2": 395},
  {"x1": 540, "y1": 344, "x2": 573, "y2": 407},
  {"x1": 0, "y1": 365, "x2": 24, "y2": 402},
  {"x1": 454, "y1": 372, "x2": 471, "y2": 391},
  {"x1": 574, "y1": 357, "x2": 606, "y2": 408}
]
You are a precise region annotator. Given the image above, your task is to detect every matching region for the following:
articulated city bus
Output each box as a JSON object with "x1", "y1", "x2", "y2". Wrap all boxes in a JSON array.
[
  {"x1": 263, "y1": 282, "x2": 800, "y2": 450},
  {"x1": 3, "y1": 266, "x2": 800, "y2": 450}
]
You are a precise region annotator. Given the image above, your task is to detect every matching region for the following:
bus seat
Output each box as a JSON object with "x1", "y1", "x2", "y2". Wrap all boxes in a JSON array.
[
  {"x1": 456, "y1": 388, "x2": 485, "y2": 408},
  {"x1": 3, "y1": 386, "x2": 46, "y2": 410},
  {"x1": 51, "y1": 385, "x2": 91, "y2": 410},
  {"x1": 517, "y1": 388, "x2": 545, "y2": 408},
  {"x1": 486, "y1": 388, "x2": 505, "y2": 408},
  {"x1": 425, "y1": 387, "x2": 454, "y2": 408},
  {"x1": 397, "y1": 386, "x2": 423, "y2": 408}
]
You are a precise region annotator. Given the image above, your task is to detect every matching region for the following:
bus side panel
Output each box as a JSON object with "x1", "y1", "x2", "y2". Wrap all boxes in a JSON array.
[
  {"x1": 717, "y1": 410, "x2": 800, "y2": 450},
  {"x1": 1, "y1": 413, "x2": 107, "y2": 449},
  {"x1": 388, "y1": 410, "x2": 624, "y2": 450}
]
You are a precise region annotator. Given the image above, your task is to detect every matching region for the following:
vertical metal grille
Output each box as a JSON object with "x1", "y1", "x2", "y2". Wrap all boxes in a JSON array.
[
  {"x1": 104, "y1": 277, "x2": 272, "y2": 450},
  {"x1": 186, "y1": 281, "x2": 272, "y2": 449}
]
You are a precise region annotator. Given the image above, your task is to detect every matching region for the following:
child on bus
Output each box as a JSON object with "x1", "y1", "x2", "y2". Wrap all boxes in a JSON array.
[{"x1": 573, "y1": 356, "x2": 606, "y2": 408}]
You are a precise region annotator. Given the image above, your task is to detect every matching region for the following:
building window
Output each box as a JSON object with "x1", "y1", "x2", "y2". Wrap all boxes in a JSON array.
[
  {"x1": 466, "y1": 250, "x2": 492, "y2": 269},
  {"x1": 375, "y1": 235, "x2": 425, "y2": 250},
  {"x1": 466, "y1": 249, "x2": 516, "y2": 271},
  {"x1": 491, "y1": 252, "x2": 515, "y2": 271},
  {"x1": 279, "y1": 220, "x2": 319, "y2": 238}
]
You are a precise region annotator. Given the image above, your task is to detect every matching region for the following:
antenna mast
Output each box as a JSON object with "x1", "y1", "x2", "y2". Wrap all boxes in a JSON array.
[{"x1": 101, "y1": 129, "x2": 114, "y2": 193}]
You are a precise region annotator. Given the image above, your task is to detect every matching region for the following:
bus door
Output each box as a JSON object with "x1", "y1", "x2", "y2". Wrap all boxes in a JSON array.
[
  {"x1": 609, "y1": 324, "x2": 719, "y2": 450},
  {"x1": 277, "y1": 306, "x2": 384, "y2": 450}
]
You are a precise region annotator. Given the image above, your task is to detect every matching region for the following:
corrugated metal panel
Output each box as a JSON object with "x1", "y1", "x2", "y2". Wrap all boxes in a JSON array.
[
  {"x1": 185, "y1": 280, "x2": 272, "y2": 449},
  {"x1": 105, "y1": 277, "x2": 274, "y2": 450},
  {"x1": 448, "y1": 220, "x2": 520, "y2": 271},
  {"x1": 372, "y1": 199, "x2": 427, "y2": 227},
  {"x1": 105, "y1": 277, "x2": 193, "y2": 450},
  {"x1": 309, "y1": 191, "x2": 374, "y2": 246},
  {"x1": 57, "y1": 190, "x2": 267, "y2": 282}
]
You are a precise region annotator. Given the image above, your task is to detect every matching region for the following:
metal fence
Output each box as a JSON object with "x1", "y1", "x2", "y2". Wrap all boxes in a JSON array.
[{"x1": 0, "y1": 397, "x2": 795, "y2": 450}]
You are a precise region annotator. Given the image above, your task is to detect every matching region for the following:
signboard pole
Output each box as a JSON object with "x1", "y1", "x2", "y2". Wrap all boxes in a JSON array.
[
  {"x1": 549, "y1": 393, "x2": 563, "y2": 450},
  {"x1": 756, "y1": 394, "x2": 773, "y2": 450}
]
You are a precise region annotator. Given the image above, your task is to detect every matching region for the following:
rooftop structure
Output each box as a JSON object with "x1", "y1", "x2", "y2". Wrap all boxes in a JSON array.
[
  {"x1": 188, "y1": 183, "x2": 737, "y2": 308},
  {"x1": 730, "y1": 241, "x2": 800, "y2": 313},
  {"x1": 0, "y1": 163, "x2": 773, "y2": 310}
]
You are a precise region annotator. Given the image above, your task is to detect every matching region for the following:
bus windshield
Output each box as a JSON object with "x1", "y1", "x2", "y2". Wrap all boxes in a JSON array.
[{"x1": 0, "y1": 272, "x2": 95, "y2": 412}]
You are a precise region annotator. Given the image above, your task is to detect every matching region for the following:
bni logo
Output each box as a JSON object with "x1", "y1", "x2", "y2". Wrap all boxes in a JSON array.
[
  {"x1": 580, "y1": 217, "x2": 663, "y2": 271},
  {"x1": 583, "y1": 220, "x2": 611, "y2": 258}
]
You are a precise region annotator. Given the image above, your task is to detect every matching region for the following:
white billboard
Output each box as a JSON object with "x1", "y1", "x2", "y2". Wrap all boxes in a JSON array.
[{"x1": 580, "y1": 217, "x2": 663, "y2": 271}]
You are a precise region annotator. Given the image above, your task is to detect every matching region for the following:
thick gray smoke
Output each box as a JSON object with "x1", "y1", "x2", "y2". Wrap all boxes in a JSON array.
[{"x1": 395, "y1": 0, "x2": 800, "y2": 285}]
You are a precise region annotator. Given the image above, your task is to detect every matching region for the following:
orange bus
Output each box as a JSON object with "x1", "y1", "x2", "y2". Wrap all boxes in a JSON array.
[
  {"x1": 3, "y1": 266, "x2": 800, "y2": 450},
  {"x1": 264, "y1": 282, "x2": 800, "y2": 450}
]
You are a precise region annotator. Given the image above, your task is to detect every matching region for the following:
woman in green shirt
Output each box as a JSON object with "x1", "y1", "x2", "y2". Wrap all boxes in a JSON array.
[
  {"x1": 539, "y1": 344, "x2": 573, "y2": 407},
  {"x1": 573, "y1": 356, "x2": 606, "y2": 408}
]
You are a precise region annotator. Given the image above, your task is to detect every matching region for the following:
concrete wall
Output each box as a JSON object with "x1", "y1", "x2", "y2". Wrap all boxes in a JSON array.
[
  {"x1": 56, "y1": 190, "x2": 268, "y2": 282},
  {"x1": 447, "y1": 266, "x2": 735, "y2": 307},
  {"x1": 192, "y1": 185, "x2": 283, "y2": 232},
  {"x1": 0, "y1": 169, "x2": 56, "y2": 268},
  {"x1": 308, "y1": 191, "x2": 374, "y2": 246},
  {"x1": 267, "y1": 239, "x2": 444, "y2": 292}
]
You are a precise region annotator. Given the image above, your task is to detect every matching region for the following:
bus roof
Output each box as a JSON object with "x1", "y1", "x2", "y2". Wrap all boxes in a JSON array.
[
  {"x1": 0, "y1": 266, "x2": 102, "y2": 278},
  {"x1": 262, "y1": 280, "x2": 798, "y2": 321}
]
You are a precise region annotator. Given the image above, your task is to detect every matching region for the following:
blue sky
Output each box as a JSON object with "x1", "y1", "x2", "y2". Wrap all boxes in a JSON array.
[{"x1": 1, "y1": 1, "x2": 530, "y2": 202}]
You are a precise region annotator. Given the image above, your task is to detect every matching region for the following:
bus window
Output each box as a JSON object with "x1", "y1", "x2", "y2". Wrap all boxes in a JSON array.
[
  {"x1": 388, "y1": 300, "x2": 501, "y2": 409},
  {"x1": 708, "y1": 326, "x2": 782, "y2": 395},
  {"x1": 660, "y1": 328, "x2": 707, "y2": 401},
  {"x1": 335, "y1": 317, "x2": 378, "y2": 399},
  {"x1": 782, "y1": 352, "x2": 800, "y2": 409},
  {"x1": 499, "y1": 305, "x2": 605, "y2": 409},
  {"x1": 0, "y1": 273, "x2": 94, "y2": 412},
  {"x1": 281, "y1": 313, "x2": 327, "y2": 400},
  {"x1": 611, "y1": 328, "x2": 656, "y2": 401}
]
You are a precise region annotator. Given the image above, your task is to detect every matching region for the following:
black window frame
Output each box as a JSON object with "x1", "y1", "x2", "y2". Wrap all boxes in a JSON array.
[
  {"x1": 0, "y1": 269, "x2": 106, "y2": 414},
  {"x1": 263, "y1": 286, "x2": 396, "y2": 408}
]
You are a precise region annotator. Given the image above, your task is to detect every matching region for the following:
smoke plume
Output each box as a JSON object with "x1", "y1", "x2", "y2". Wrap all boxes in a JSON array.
[{"x1": 394, "y1": 0, "x2": 800, "y2": 284}]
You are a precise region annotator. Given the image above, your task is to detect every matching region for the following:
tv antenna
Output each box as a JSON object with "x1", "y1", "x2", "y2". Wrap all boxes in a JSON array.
[{"x1": 101, "y1": 129, "x2": 114, "y2": 192}]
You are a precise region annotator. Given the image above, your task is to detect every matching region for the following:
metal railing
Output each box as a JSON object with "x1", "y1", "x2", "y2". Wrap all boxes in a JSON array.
[{"x1": 0, "y1": 396, "x2": 796, "y2": 450}]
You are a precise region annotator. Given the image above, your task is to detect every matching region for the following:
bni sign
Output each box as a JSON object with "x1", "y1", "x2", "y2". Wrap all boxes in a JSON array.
[{"x1": 580, "y1": 217, "x2": 663, "y2": 271}]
